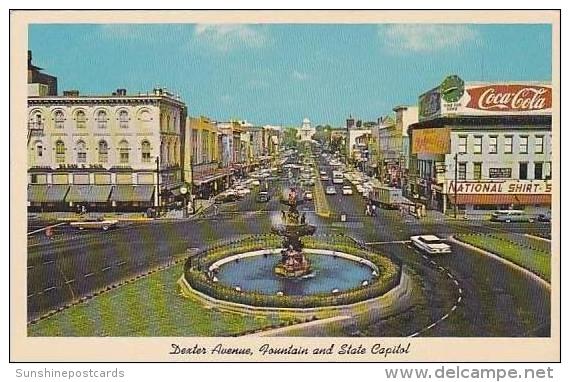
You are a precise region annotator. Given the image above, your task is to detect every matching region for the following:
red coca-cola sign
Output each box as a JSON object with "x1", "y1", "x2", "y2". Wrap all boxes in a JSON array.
[{"x1": 466, "y1": 85, "x2": 551, "y2": 112}]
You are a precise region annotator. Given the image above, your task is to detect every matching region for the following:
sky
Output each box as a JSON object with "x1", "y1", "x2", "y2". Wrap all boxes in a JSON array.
[{"x1": 28, "y1": 23, "x2": 552, "y2": 127}]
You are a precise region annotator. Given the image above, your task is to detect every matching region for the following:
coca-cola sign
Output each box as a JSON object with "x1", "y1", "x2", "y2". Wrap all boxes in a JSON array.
[{"x1": 466, "y1": 85, "x2": 552, "y2": 112}]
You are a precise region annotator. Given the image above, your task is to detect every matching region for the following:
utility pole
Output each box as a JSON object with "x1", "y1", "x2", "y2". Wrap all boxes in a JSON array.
[
  {"x1": 454, "y1": 153, "x2": 458, "y2": 219},
  {"x1": 156, "y1": 156, "x2": 161, "y2": 215},
  {"x1": 190, "y1": 154, "x2": 196, "y2": 214}
]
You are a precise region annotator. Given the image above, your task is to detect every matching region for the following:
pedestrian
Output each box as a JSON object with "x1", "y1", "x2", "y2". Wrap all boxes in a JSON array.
[
  {"x1": 371, "y1": 204, "x2": 377, "y2": 217},
  {"x1": 45, "y1": 226, "x2": 53, "y2": 240},
  {"x1": 365, "y1": 204, "x2": 371, "y2": 216},
  {"x1": 213, "y1": 204, "x2": 219, "y2": 216}
]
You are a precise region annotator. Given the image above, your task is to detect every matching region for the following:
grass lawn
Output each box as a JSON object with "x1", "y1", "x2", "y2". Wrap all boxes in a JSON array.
[
  {"x1": 28, "y1": 263, "x2": 284, "y2": 337},
  {"x1": 456, "y1": 234, "x2": 550, "y2": 282}
]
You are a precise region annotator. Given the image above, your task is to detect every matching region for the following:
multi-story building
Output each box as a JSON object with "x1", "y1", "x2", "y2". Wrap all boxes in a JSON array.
[
  {"x1": 27, "y1": 87, "x2": 187, "y2": 211},
  {"x1": 185, "y1": 116, "x2": 230, "y2": 199},
  {"x1": 345, "y1": 116, "x2": 372, "y2": 169},
  {"x1": 27, "y1": 50, "x2": 57, "y2": 96},
  {"x1": 408, "y1": 75, "x2": 552, "y2": 215},
  {"x1": 298, "y1": 118, "x2": 315, "y2": 141}
]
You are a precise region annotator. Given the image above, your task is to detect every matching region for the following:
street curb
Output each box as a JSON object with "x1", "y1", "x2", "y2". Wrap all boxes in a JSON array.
[
  {"x1": 524, "y1": 233, "x2": 552, "y2": 243},
  {"x1": 27, "y1": 222, "x2": 67, "y2": 236},
  {"x1": 449, "y1": 236, "x2": 551, "y2": 290}
]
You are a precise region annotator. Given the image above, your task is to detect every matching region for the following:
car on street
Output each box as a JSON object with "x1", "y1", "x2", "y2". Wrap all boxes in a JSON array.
[
  {"x1": 490, "y1": 210, "x2": 534, "y2": 223},
  {"x1": 342, "y1": 185, "x2": 353, "y2": 195},
  {"x1": 70, "y1": 217, "x2": 118, "y2": 231},
  {"x1": 256, "y1": 191, "x2": 270, "y2": 202},
  {"x1": 410, "y1": 235, "x2": 452, "y2": 255},
  {"x1": 215, "y1": 192, "x2": 241, "y2": 203},
  {"x1": 538, "y1": 212, "x2": 551, "y2": 222},
  {"x1": 325, "y1": 186, "x2": 337, "y2": 195},
  {"x1": 304, "y1": 191, "x2": 313, "y2": 201},
  {"x1": 250, "y1": 179, "x2": 261, "y2": 186},
  {"x1": 319, "y1": 171, "x2": 327, "y2": 176},
  {"x1": 320, "y1": 175, "x2": 330, "y2": 181}
]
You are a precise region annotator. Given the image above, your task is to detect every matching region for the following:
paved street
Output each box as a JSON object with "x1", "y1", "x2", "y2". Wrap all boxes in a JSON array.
[{"x1": 27, "y1": 159, "x2": 552, "y2": 337}]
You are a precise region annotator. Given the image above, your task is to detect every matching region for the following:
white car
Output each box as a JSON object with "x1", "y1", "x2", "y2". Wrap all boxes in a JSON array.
[
  {"x1": 410, "y1": 235, "x2": 452, "y2": 255},
  {"x1": 70, "y1": 218, "x2": 118, "y2": 231},
  {"x1": 325, "y1": 186, "x2": 337, "y2": 195},
  {"x1": 250, "y1": 180, "x2": 261, "y2": 186},
  {"x1": 342, "y1": 186, "x2": 353, "y2": 195},
  {"x1": 356, "y1": 184, "x2": 365, "y2": 193}
]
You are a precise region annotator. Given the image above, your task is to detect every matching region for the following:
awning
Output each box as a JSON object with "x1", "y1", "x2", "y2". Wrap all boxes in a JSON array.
[
  {"x1": 110, "y1": 185, "x2": 154, "y2": 202},
  {"x1": 448, "y1": 194, "x2": 551, "y2": 205},
  {"x1": 66, "y1": 185, "x2": 112, "y2": 203},
  {"x1": 28, "y1": 184, "x2": 69, "y2": 203},
  {"x1": 194, "y1": 171, "x2": 230, "y2": 185}
]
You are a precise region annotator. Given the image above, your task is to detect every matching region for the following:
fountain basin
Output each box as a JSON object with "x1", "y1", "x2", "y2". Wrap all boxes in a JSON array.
[{"x1": 211, "y1": 249, "x2": 377, "y2": 296}]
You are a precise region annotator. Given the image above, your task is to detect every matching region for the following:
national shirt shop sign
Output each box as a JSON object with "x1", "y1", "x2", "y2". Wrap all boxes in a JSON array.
[
  {"x1": 418, "y1": 75, "x2": 552, "y2": 121},
  {"x1": 446, "y1": 180, "x2": 552, "y2": 195}
]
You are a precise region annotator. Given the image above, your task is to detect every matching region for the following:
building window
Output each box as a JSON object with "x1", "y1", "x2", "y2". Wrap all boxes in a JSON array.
[
  {"x1": 76, "y1": 140, "x2": 87, "y2": 163},
  {"x1": 534, "y1": 162, "x2": 543, "y2": 180},
  {"x1": 473, "y1": 136, "x2": 482, "y2": 154},
  {"x1": 96, "y1": 110, "x2": 108, "y2": 129},
  {"x1": 473, "y1": 162, "x2": 482, "y2": 180},
  {"x1": 98, "y1": 140, "x2": 108, "y2": 163},
  {"x1": 489, "y1": 136, "x2": 498, "y2": 154},
  {"x1": 36, "y1": 143, "x2": 43, "y2": 158},
  {"x1": 119, "y1": 110, "x2": 129, "y2": 128},
  {"x1": 545, "y1": 162, "x2": 552, "y2": 180},
  {"x1": 519, "y1": 162, "x2": 528, "y2": 180},
  {"x1": 458, "y1": 135, "x2": 467, "y2": 154},
  {"x1": 55, "y1": 140, "x2": 65, "y2": 163},
  {"x1": 458, "y1": 162, "x2": 467, "y2": 180},
  {"x1": 76, "y1": 110, "x2": 86, "y2": 129},
  {"x1": 118, "y1": 140, "x2": 129, "y2": 164},
  {"x1": 504, "y1": 135, "x2": 513, "y2": 154},
  {"x1": 141, "y1": 140, "x2": 151, "y2": 163},
  {"x1": 535, "y1": 135, "x2": 544, "y2": 154},
  {"x1": 28, "y1": 112, "x2": 43, "y2": 130},
  {"x1": 520, "y1": 136, "x2": 528, "y2": 154},
  {"x1": 54, "y1": 110, "x2": 65, "y2": 129}
]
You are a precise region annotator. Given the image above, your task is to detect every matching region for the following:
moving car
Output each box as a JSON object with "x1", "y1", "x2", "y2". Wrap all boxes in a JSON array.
[
  {"x1": 256, "y1": 191, "x2": 270, "y2": 202},
  {"x1": 410, "y1": 235, "x2": 452, "y2": 255},
  {"x1": 250, "y1": 180, "x2": 261, "y2": 187},
  {"x1": 215, "y1": 192, "x2": 241, "y2": 203},
  {"x1": 70, "y1": 217, "x2": 118, "y2": 231},
  {"x1": 490, "y1": 210, "x2": 534, "y2": 223},
  {"x1": 325, "y1": 186, "x2": 337, "y2": 195},
  {"x1": 538, "y1": 212, "x2": 551, "y2": 222},
  {"x1": 304, "y1": 191, "x2": 313, "y2": 201},
  {"x1": 342, "y1": 185, "x2": 353, "y2": 195},
  {"x1": 320, "y1": 175, "x2": 330, "y2": 181}
]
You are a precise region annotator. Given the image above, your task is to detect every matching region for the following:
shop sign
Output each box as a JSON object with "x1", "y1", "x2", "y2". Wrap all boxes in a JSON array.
[
  {"x1": 465, "y1": 84, "x2": 551, "y2": 112},
  {"x1": 489, "y1": 168, "x2": 512, "y2": 179},
  {"x1": 446, "y1": 180, "x2": 552, "y2": 195},
  {"x1": 419, "y1": 88, "x2": 441, "y2": 121},
  {"x1": 412, "y1": 127, "x2": 451, "y2": 154}
]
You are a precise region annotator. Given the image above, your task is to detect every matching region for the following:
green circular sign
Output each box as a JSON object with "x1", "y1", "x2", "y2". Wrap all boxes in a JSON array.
[{"x1": 441, "y1": 75, "x2": 465, "y2": 103}]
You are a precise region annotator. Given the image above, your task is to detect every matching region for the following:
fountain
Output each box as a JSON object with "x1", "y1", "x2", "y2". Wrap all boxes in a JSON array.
[{"x1": 271, "y1": 188, "x2": 316, "y2": 278}]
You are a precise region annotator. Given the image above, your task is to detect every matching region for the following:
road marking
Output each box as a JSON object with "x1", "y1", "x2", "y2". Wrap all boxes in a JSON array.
[
  {"x1": 457, "y1": 296, "x2": 462, "y2": 303},
  {"x1": 409, "y1": 332, "x2": 420, "y2": 338},
  {"x1": 421, "y1": 255, "x2": 428, "y2": 260},
  {"x1": 27, "y1": 265, "x2": 34, "y2": 270},
  {"x1": 101, "y1": 266, "x2": 111, "y2": 272},
  {"x1": 438, "y1": 266, "x2": 445, "y2": 271},
  {"x1": 116, "y1": 261, "x2": 127, "y2": 266},
  {"x1": 426, "y1": 322, "x2": 436, "y2": 330},
  {"x1": 43, "y1": 286, "x2": 56, "y2": 293},
  {"x1": 453, "y1": 279, "x2": 459, "y2": 285},
  {"x1": 84, "y1": 272, "x2": 95, "y2": 278},
  {"x1": 430, "y1": 260, "x2": 436, "y2": 265},
  {"x1": 43, "y1": 260, "x2": 55, "y2": 265},
  {"x1": 451, "y1": 305, "x2": 457, "y2": 311},
  {"x1": 365, "y1": 240, "x2": 411, "y2": 245},
  {"x1": 458, "y1": 288, "x2": 463, "y2": 295},
  {"x1": 27, "y1": 293, "x2": 35, "y2": 298},
  {"x1": 446, "y1": 272, "x2": 454, "y2": 279},
  {"x1": 440, "y1": 314, "x2": 449, "y2": 321},
  {"x1": 65, "y1": 279, "x2": 75, "y2": 284}
]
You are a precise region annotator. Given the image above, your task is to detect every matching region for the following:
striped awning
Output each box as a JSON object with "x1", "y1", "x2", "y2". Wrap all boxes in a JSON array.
[
  {"x1": 28, "y1": 184, "x2": 69, "y2": 203},
  {"x1": 110, "y1": 185, "x2": 154, "y2": 202},
  {"x1": 449, "y1": 194, "x2": 551, "y2": 205},
  {"x1": 66, "y1": 185, "x2": 112, "y2": 203}
]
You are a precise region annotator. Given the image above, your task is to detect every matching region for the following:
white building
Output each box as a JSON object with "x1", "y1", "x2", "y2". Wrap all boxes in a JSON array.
[
  {"x1": 27, "y1": 87, "x2": 187, "y2": 211},
  {"x1": 298, "y1": 118, "x2": 315, "y2": 141},
  {"x1": 409, "y1": 75, "x2": 552, "y2": 215}
]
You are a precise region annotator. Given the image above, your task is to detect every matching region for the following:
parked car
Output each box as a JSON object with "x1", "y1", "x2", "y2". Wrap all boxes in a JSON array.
[
  {"x1": 342, "y1": 185, "x2": 353, "y2": 195},
  {"x1": 256, "y1": 191, "x2": 270, "y2": 202},
  {"x1": 304, "y1": 191, "x2": 313, "y2": 201},
  {"x1": 70, "y1": 218, "x2": 118, "y2": 231},
  {"x1": 215, "y1": 192, "x2": 241, "y2": 203},
  {"x1": 490, "y1": 210, "x2": 534, "y2": 223},
  {"x1": 319, "y1": 171, "x2": 327, "y2": 176},
  {"x1": 320, "y1": 175, "x2": 330, "y2": 181},
  {"x1": 250, "y1": 180, "x2": 261, "y2": 186},
  {"x1": 325, "y1": 186, "x2": 337, "y2": 195},
  {"x1": 410, "y1": 235, "x2": 452, "y2": 255},
  {"x1": 538, "y1": 212, "x2": 551, "y2": 222}
]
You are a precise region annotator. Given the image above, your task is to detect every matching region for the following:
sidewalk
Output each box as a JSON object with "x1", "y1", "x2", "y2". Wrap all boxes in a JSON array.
[{"x1": 28, "y1": 199, "x2": 217, "y2": 224}]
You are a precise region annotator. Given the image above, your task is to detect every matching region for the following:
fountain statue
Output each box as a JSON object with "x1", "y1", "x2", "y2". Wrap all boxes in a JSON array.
[{"x1": 271, "y1": 188, "x2": 316, "y2": 278}]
